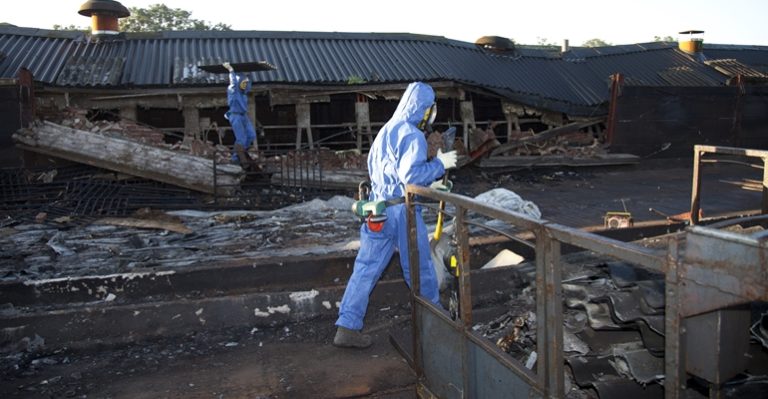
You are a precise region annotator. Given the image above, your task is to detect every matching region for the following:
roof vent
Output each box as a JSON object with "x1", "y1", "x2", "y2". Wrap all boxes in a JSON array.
[
  {"x1": 678, "y1": 30, "x2": 704, "y2": 55},
  {"x1": 475, "y1": 36, "x2": 516, "y2": 53},
  {"x1": 78, "y1": 0, "x2": 130, "y2": 36}
]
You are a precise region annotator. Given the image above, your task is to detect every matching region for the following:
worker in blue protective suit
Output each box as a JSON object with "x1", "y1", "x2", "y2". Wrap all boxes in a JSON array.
[
  {"x1": 334, "y1": 82, "x2": 458, "y2": 348},
  {"x1": 222, "y1": 62, "x2": 257, "y2": 166}
]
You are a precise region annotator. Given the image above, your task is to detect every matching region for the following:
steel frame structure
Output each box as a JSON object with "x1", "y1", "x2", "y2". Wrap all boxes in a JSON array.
[{"x1": 403, "y1": 146, "x2": 767, "y2": 398}]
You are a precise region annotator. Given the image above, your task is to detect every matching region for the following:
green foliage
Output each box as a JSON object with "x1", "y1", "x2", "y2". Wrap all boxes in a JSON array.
[
  {"x1": 536, "y1": 37, "x2": 556, "y2": 46},
  {"x1": 347, "y1": 75, "x2": 367, "y2": 85},
  {"x1": 118, "y1": 4, "x2": 231, "y2": 32},
  {"x1": 52, "y1": 24, "x2": 89, "y2": 32},
  {"x1": 582, "y1": 38, "x2": 611, "y2": 47},
  {"x1": 653, "y1": 35, "x2": 676, "y2": 42}
]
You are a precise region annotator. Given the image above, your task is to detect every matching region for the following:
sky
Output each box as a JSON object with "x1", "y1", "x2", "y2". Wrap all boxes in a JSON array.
[{"x1": 3, "y1": 0, "x2": 767, "y2": 46}]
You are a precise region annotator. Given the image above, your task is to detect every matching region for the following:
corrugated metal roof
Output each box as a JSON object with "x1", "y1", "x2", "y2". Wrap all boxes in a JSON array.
[
  {"x1": 1, "y1": 27, "x2": 765, "y2": 115},
  {"x1": 704, "y1": 58, "x2": 768, "y2": 80},
  {"x1": 703, "y1": 44, "x2": 768, "y2": 74}
]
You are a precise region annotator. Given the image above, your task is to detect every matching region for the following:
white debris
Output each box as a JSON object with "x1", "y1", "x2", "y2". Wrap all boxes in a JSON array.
[
  {"x1": 322, "y1": 301, "x2": 332, "y2": 310},
  {"x1": 481, "y1": 249, "x2": 525, "y2": 269},
  {"x1": 268, "y1": 305, "x2": 291, "y2": 314},
  {"x1": 525, "y1": 351, "x2": 538, "y2": 369},
  {"x1": 254, "y1": 308, "x2": 270, "y2": 317},
  {"x1": 289, "y1": 290, "x2": 319, "y2": 302},
  {"x1": 104, "y1": 293, "x2": 116, "y2": 302},
  {"x1": 475, "y1": 188, "x2": 542, "y2": 219}
]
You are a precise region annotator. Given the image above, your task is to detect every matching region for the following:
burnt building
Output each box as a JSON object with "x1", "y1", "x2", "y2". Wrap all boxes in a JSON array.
[{"x1": 1, "y1": 2, "x2": 767, "y2": 169}]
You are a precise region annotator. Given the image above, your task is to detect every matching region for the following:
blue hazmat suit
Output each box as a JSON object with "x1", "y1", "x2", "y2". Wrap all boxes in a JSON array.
[
  {"x1": 336, "y1": 82, "x2": 446, "y2": 331},
  {"x1": 225, "y1": 71, "x2": 256, "y2": 162}
]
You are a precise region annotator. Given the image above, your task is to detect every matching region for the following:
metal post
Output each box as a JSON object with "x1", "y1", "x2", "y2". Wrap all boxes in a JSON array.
[
  {"x1": 536, "y1": 228, "x2": 564, "y2": 398},
  {"x1": 762, "y1": 156, "x2": 768, "y2": 215},
  {"x1": 690, "y1": 146, "x2": 703, "y2": 224},
  {"x1": 455, "y1": 205, "x2": 472, "y2": 326},
  {"x1": 664, "y1": 236, "x2": 686, "y2": 399},
  {"x1": 455, "y1": 204, "x2": 471, "y2": 398},
  {"x1": 406, "y1": 192, "x2": 423, "y2": 382}
]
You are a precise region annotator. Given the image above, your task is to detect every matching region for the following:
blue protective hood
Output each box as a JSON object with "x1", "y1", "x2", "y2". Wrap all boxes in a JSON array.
[
  {"x1": 391, "y1": 82, "x2": 435, "y2": 126},
  {"x1": 367, "y1": 82, "x2": 444, "y2": 201}
]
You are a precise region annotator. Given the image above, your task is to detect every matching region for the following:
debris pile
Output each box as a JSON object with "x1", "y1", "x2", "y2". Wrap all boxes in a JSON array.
[
  {"x1": 472, "y1": 253, "x2": 768, "y2": 398},
  {"x1": 0, "y1": 196, "x2": 360, "y2": 281}
]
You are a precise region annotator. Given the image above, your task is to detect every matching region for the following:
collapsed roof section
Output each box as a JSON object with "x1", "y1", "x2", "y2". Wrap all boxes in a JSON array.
[{"x1": 1, "y1": 27, "x2": 764, "y2": 116}]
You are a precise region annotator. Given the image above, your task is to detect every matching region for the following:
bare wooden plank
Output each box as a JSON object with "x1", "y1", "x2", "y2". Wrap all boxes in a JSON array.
[{"x1": 94, "y1": 217, "x2": 193, "y2": 234}]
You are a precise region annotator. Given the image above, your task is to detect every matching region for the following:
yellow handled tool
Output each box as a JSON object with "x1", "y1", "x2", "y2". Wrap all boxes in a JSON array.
[{"x1": 433, "y1": 127, "x2": 456, "y2": 241}]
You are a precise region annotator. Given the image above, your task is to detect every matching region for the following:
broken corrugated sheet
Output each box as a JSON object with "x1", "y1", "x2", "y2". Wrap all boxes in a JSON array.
[
  {"x1": 173, "y1": 57, "x2": 229, "y2": 85},
  {"x1": 56, "y1": 56, "x2": 125, "y2": 86},
  {"x1": 705, "y1": 58, "x2": 768, "y2": 80},
  {"x1": 472, "y1": 249, "x2": 768, "y2": 397}
]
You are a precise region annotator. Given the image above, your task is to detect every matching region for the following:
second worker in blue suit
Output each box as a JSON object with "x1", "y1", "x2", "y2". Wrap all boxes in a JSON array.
[
  {"x1": 334, "y1": 82, "x2": 458, "y2": 348},
  {"x1": 223, "y1": 62, "x2": 257, "y2": 166}
]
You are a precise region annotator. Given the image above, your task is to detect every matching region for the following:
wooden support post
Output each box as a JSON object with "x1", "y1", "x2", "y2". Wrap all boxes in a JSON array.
[
  {"x1": 460, "y1": 101, "x2": 475, "y2": 151},
  {"x1": 119, "y1": 104, "x2": 137, "y2": 122},
  {"x1": 295, "y1": 103, "x2": 313, "y2": 150},
  {"x1": 183, "y1": 106, "x2": 200, "y2": 146},
  {"x1": 355, "y1": 100, "x2": 372, "y2": 152},
  {"x1": 762, "y1": 156, "x2": 768, "y2": 215},
  {"x1": 248, "y1": 100, "x2": 258, "y2": 150},
  {"x1": 502, "y1": 102, "x2": 520, "y2": 143}
]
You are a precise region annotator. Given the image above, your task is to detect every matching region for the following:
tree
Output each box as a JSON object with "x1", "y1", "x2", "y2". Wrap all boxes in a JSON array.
[
  {"x1": 654, "y1": 35, "x2": 676, "y2": 42},
  {"x1": 582, "y1": 38, "x2": 611, "y2": 47},
  {"x1": 118, "y1": 4, "x2": 231, "y2": 32},
  {"x1": 536, "y1": 37, "x2": 557, "y2": 46},
  {"x1": 53, "y1": 24, "x2": 88, "y2": 31}
]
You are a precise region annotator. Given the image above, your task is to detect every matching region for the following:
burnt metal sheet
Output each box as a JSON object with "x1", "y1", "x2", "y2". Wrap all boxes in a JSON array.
[
  {"x1": 592, "y1": 378, "x2": 664, "y2": 399},
  {"x1": 635, "y1": 320, "x2": 665, "y2": 356},
  {"x1": 685, "y1": 308, "x2": 751, "y2": 385},
  {"x1": 751, "y1": 311, "x2": 768, "y2": 349},
  {"x1": 576, "y1": 327, "x2": 644, "y2": 357},
  {"x1": 615, "y1": 349, "x2": 664, "y2": 384},
  {"x1": 566, "y1": 355, "x2": 620, "y2": 388},
  {"x1": 608, "y1": 261, "x2": 662, "y2": 288},
  {"x1": 637, "y1": 280, "x2": 665, "y2": 311}
]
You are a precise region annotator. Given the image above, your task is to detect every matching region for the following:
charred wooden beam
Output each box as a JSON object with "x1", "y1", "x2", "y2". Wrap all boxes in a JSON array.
[
  {"x1": 490, "y1": 118, "x2": 604, "y2": 156},
  {"x1": 13, "y1": 121, "x2": 243, "y2": 194}
]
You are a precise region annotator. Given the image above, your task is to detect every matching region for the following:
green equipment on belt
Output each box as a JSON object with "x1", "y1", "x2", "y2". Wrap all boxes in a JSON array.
[{"x1": 352, "y1": 181, "x2": 401, "y2": 233}]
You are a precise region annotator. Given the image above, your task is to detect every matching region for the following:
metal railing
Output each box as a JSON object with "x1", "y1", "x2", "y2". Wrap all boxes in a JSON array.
[
  {"x1": 690, "y1": 145, "x2": 768, "y2": 224},
  {"x1": 403, "y1": 175, "x2": 767, "y2": 398}
]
